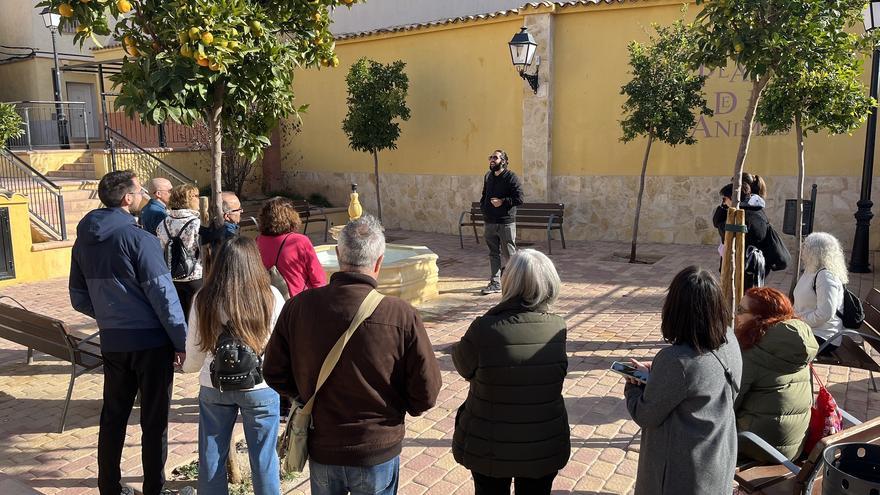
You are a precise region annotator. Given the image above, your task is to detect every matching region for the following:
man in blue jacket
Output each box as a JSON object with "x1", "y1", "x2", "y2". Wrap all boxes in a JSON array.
[{"x1": 69, "y1": 170, "x2": 187, "y2": 495}]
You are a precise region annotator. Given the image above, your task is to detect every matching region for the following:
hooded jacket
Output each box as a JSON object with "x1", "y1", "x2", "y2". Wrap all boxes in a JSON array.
[
  {"x1": 713, "y1": 195, "x2": 769, "y2": 249},
  {"x1": 69, "y1": 207, "x2": 187, "y2": 353},
  {"x1": 735, "y1": 319, "x2": 819, "y2": 461}
]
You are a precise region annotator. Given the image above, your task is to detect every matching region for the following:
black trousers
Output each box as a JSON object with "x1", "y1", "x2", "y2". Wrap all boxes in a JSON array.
[
  {"x1": 472, "y1": 471, "x2": 557, "y2": 495},
  {"x1": 173, "y1": 278, "x2": 203, "y2": 324},
  {"x1": 98, "y1": 344, "x2": 175, "y2": 495}
]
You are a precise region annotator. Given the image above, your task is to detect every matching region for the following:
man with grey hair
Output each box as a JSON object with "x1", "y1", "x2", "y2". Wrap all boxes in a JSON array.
[{"x1": 264, "y1": 215, "x2": 441, "y2": 495}]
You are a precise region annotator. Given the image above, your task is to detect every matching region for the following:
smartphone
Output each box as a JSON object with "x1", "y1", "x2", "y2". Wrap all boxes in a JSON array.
[{"x1": 610, "y1": 361, "x2": 649, "y2": 384}]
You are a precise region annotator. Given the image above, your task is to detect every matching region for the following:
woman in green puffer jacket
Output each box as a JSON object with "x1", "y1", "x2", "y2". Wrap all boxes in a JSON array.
[
  {"x1": 735, "y1": 287, "x2": 819, "y2": 461},
  {"x1": 452, "y1": 249, "x2": 569, "y2": 495}
]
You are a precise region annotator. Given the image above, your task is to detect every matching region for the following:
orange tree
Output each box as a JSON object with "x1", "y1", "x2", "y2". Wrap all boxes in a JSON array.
[{"x1": 37, "y1": 0, "x2": 352, "y2": 224}]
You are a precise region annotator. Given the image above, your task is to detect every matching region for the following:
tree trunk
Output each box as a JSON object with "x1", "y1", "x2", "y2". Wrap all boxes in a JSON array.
[
  {"x1": 227, "y1": 453, "x2": 242, "y2": 485},
  {"x1": 208, "y1": 84, "x2": 225, "y2": 227},
  {"x1": 723, "y1": 74, "x2": 770, "y2": 316},
  {"x1": 630, "y1": 133, "x2": 654, "y2": 263},
  {"x1": 789, "y1": 114, "x2": 806, "y2": 298},
  {"x1": 372, "y1": 149, "x2": 382, "y2": 221}
]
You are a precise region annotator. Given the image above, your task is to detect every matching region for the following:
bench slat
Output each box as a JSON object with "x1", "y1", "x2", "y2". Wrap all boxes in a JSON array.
[{"x1": 0, "y1": 308, "x2": 71, "y2": 361}]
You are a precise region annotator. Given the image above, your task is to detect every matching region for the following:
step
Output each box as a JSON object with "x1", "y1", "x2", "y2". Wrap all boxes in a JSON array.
[
  {"x1": 58, "y1": 161, "x2": 97, "y2": 174},
  {"x1": 46, "y1": 170, "x2": 96, "y2": 179},
  {"x1": 52, "y1": 178, "x2": 99, "y2": 193},
  {"x1": 62, "y1": 190, "x2": 100, "y2": 202}
]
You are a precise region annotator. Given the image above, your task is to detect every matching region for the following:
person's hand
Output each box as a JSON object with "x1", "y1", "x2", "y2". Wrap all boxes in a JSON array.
[
  {"x1": 625, "y1": 358, "x2": 651, "y2": 386},
  {"x1": 174, "y1": 352, "x2": 186, "y2": 368},
  {"x1": 490, "y1": 197, "x2": 503, "y2": 208}
]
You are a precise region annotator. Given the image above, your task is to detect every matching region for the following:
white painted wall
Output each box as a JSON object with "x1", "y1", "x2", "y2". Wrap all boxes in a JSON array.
[{"x1": 330, "y1": 0, "x2": 524, "y2": 34}]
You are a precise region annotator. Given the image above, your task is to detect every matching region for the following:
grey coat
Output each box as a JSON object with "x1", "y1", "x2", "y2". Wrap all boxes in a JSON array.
[{"x1": 625, "y1": 330, "x2": 743, "y2": 495}]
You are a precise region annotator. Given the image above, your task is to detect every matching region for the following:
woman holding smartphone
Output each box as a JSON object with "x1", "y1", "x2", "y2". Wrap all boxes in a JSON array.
[{"x1": 624, "y1": 266, "x2": 742, "y2": 495}]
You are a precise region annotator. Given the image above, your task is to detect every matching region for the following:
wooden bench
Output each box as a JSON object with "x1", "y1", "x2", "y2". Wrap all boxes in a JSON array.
[
  {"x1": 812, "y1": 288, "x2": 880, "y2": 392},
  {"x1": 0, "y1": 297, "x2": 103, "y2": 433},
  {"x1": 459, "y1": 201, "x2": 566, "y2": 254},
  {"x1": 735, "y1": 414, "x2": 880, "y2": 494},
  {"x1": 291, "y1": 200, "x2": 329, "y2": 242}
]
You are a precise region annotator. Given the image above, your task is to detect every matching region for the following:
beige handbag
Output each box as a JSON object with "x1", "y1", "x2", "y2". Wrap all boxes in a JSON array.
[{"x1": 278, "y1": 289, "x2": 385, "y2": 474}]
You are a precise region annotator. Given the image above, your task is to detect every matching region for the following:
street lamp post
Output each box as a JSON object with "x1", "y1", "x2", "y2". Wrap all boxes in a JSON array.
[{"x1": 40, "y1": 8, "x2": 70, "y2": 149}]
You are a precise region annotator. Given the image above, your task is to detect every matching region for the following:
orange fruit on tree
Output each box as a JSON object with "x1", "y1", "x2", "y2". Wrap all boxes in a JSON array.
[
  {"x1": 180, "y1": 44, "x2": 193, "y2": 58},
  {"x1": 200, "y1": 32, "x2": 213, "y2": 45},
  {"x1": 188, "y1": 27, "x2": 201, "y2": 41},
  {"x1": 116, "y1": 0, "x2": 132, "y2": 13},
  {"x1": 196, "y1": 54, "x2": 209, "y2": 67},
  {"x1": 58, "y1": 3, "x2": 74, "y2": 17}
]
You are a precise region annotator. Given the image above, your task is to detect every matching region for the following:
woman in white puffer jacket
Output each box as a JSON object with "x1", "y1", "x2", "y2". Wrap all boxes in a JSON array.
[{"x1": 792, "y1": 232, "x2": 848, "y2": 355}]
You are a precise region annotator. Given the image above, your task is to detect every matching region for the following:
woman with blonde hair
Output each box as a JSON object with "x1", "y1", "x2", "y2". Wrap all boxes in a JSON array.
[
  {"x1": 183, "y1": 236, "x2": 285, "y2": 495},
  {"x1": 157, "y1": 183, "x2": 202, "y2": 322},
  {"x1": 452, "y1": 249, "x2": 569, "y2": 494},
  {"x1": 793, "y1": 232, "x2": 849, "y2": 355}
]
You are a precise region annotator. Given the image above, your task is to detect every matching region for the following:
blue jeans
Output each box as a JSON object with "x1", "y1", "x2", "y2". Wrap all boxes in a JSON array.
[
  {"x1": 198, "y1": 385, "x2": 280, "y2": 495},
  {"x1": 309, "y1": 456, "x2": 400, "y2": 495}
]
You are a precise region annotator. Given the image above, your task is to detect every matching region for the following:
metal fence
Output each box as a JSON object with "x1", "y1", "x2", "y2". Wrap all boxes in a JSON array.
[
  {"x1": 104, "y1": 94, "x2": 201, "y2": 149},
  {"x1": 0, "y1": 147, "x2": 66, "y2": 240},
  {"x1": 106, "y1": 127, "x2": 194, "y2": 187},
  {"x1": 4, "y1": 101, "x2": 92, "y2": 151}
]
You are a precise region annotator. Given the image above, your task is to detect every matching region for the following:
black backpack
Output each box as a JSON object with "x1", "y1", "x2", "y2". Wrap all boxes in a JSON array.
[
  {"x1": 759, "y1": 224, "x2": 791, "y2": 272},
  {"x1": 813, "y1": 269, "x2": 865, "y2": 330},
  {"x1": 210, "y1": 323, "x2": 263, "y2": 391},
  {"x1": 162, "y1": 218, "x2": 198, "y2": 280}
]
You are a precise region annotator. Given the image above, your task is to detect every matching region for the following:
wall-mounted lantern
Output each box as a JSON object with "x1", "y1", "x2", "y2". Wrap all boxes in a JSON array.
[{"x1": 508, "y1": 27, "x2": 539, "y2": 94}]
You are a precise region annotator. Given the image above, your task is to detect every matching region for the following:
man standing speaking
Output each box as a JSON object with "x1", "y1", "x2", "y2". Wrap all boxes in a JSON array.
[{"x1": 479, "y1": 149, "x2": 524, "y2": 295}]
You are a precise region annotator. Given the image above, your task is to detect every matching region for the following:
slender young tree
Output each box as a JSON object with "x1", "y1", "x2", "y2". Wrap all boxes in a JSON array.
[
  {"x1": 38, "y1": 0, "x2": 350, "y2": 225},
  {"x1": 342, "y1": 58, "x2": 411, "y2": 221},
  {"x1": 620, "y1": 20, "x2": 712, "y2": 263},
  {"x1": 756, "y1": 4, "x2": 876, "y2": 293},
  {"x1": 693, "y1": 0, "x2": 856, "y2": 309}
]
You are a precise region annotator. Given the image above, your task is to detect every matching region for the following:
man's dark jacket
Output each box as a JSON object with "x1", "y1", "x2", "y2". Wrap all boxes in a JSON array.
[
  {"x1": 263, "y1": 272, "x2": 442, "y2": 467},
  {"x1": 69, "y1": 207, "x2": 187, "y2": 352},
  {"x1": 479, "y1": 168, "x2": 524, "y2": 224},
  {"x1": 712, "y1": 199, "x2": 769, "y2": 250},
  {"x1": 452, "y1": 297, "x2": 570, "y2": 478},
  {"x1": 138, "y1": 198, "x2": 167, "y2": 235}
]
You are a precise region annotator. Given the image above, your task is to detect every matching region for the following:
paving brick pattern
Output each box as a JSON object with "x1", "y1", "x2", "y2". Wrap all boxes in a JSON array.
[{"x1": 0, "y1": 231, "x2": 878, "y2": 494}]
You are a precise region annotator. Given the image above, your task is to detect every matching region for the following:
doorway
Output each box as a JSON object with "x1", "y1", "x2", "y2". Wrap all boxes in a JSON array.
[{"x1": 66, "y1": 82, "x2": 99, "y2": 142}]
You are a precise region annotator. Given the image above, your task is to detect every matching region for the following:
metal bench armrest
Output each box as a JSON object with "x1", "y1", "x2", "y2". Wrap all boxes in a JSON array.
[
  {"x1": 0, "y1": 296, "x2": 27, "y2": 310},
  {"x1": 838, "y1": 407, "x2": 862, "y2": 426},
  {"x1": 77, "y1": 331, "x2": 101, "y2": 347},
  {"x1": 738, "y1": 431, "x2": 801, "y2": 475},
  {"x1": 816, "y1": 329, "x2": 880, "y2": 355}
]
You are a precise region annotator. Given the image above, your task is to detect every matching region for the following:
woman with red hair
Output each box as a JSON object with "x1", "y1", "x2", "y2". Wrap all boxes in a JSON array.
[{"x1": 734, "y1": 287, "x2": 818, "y2": 461}]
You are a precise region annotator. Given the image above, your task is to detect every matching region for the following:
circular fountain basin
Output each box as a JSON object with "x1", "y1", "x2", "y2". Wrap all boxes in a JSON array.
[{"x1": 314, "y1": 244, "x2": 439, "y2": 306}]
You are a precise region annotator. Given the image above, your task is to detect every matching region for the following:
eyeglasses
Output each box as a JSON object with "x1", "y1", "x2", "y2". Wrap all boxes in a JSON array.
[
  {"x1": 226, "y1": 208, "x2": 243, "y2": 214},
  {"x1": 736, "y1": 306, "x2": 751, "y2": 315}
]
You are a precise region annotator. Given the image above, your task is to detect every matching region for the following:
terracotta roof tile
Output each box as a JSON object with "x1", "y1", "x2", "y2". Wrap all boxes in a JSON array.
[{"x1": 334, "y1": 0, "x2": 630, "y2": 40}]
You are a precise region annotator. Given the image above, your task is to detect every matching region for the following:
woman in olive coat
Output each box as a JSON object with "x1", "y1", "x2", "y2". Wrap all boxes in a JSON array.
[
  {"x1": 452, "y1": 249, "x2": 570, "y2": 495},
  {"x1": 735, "y1": 287, "x2": 818, "y2": 461}
]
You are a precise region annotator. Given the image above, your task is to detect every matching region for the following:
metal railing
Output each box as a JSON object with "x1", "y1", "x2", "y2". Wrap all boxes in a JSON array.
[
  {"x1": 0, "y1": 147, "x2": 67, "y2": 241},
  {"x1": 106, "y1": 127, "x2": 194, "y2": 187},
  {"x1": 104, "y1": 93, "x2": 200, "y2": 149},
  {"x1": 4, "y1": 101, "x2": 93, "y2": 151}
]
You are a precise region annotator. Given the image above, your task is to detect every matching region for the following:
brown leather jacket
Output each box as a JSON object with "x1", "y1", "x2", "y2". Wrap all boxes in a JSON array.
[{"x1": 263, "y1": 271, "x2": 441, "y2": 466}]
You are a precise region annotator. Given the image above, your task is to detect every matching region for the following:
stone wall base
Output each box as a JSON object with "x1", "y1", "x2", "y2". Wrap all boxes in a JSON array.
[{"x1": 284, "y1": 170, "x2": 879, "y2": 252}]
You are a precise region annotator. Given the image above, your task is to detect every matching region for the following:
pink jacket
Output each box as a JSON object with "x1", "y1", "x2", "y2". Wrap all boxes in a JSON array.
[{"x1": 256, "y1": 233, "x2": 327, "y2": 297}]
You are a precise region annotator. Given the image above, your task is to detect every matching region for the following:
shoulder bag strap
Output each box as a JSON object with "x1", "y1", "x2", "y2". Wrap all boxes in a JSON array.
[
  {"x1": 301, "y1": 289, "x2": 385, "y2": 415},
  {"x1": 710, "y1": 349, "x2": 740, "y2": 394},
  {"x1": 272, "y1": 234, "x2": 292, "y2": 269}
]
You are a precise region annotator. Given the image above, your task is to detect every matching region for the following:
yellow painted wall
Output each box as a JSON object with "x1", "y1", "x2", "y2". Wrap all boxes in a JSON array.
[
  {"x1": 551, "y1": 2, "x2": 873, "y2": 178},
  {"x1": 285, "y1": 18, "x2": 525, "y2": 177},
  {"x1": 0, "y1": 194, "x2": 72, "y2": 288}
]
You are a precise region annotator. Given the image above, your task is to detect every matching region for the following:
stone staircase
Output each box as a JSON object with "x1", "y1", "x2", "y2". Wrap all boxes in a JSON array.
[{"x1": 29, "y1": 161, "x2": 101, "y2": 243}]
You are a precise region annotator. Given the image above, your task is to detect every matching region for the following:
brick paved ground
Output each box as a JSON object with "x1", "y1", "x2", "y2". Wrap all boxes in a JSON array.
[{"x1": 0, "y1": 230, "x2": 878, "y2": 494}]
